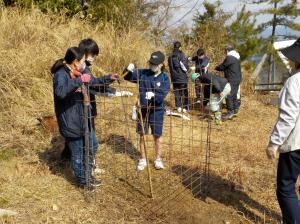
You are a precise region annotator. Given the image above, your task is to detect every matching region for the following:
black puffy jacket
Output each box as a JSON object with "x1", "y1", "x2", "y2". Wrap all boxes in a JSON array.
[
  {"x1": 196, "y1": 73, "x2": 228, "y2": 94},
  {"x1": 215, "y1": 51, "x2": 242, "y2": 84}
]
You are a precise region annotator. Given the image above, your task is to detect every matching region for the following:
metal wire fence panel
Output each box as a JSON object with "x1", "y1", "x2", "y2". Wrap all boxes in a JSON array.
[
  {"x1": 82, "y1": 77, "x2": 281, "y2": 223},
  {"x1": 88, "y1": 79, "x2": 214, "y2": 219}
]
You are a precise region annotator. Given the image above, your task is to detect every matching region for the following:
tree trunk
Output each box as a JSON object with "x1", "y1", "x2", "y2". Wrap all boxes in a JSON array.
[{"x1": 268, "y1": 1, "x2": 278, "y2": 87}]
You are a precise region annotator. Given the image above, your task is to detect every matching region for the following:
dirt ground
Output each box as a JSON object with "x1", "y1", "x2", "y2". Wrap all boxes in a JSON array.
[{"x1": 0, "y1": 91, "x2": 286, "y2": 224}]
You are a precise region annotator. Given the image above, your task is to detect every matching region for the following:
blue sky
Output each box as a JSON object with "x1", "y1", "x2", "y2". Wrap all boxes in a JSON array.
[{"x1": 168, "y1": 0, "x2": 300, "y2": 37}]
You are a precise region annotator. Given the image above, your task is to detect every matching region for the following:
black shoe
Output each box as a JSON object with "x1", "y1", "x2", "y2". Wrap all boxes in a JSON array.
[
  {"x1": 90, "y1": 176, "x2": 102, "y2": 187},
  {"x1": 222, "y1": 111, "x2": 234, "y2": 121},
  {"x1": 234, "y1": 109, "x2": 239, "y2": 115},
  {"x1": 60, "y1": 146, "x2": 71, "y2": 161}
]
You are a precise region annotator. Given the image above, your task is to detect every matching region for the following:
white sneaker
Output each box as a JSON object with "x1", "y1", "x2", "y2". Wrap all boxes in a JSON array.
[
  {"x1": 177, "y1": 107, "x2": 182, "y2": 113},
  {"x1": 154, "y1": 158, "x2": 165, "y2": 170},
  {"x1": 93, "y1": 168, "x2": 105, "y2": 175},
  {"x1": 137, "y1": 158, "x2": 147, "y2": 171},
  {"x1": 183, "y1": 108, "x2": 187, "y2": 113}
]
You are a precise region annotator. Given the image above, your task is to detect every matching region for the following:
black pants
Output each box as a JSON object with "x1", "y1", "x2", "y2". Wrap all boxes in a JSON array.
[
  {"x1": 173, "y1": 83, "x2": 189, "y2": 110},
  {"x1": 277, "y1": 150, "x2": 300, "y2": 224},
  {"x1": 203, "y1": 85, "x2": 211, "y2": 106},
  {"x1": 226, "y1": 82, "x2": 240, "y2": 111},
  {"x1": 195, "y1": 83, "x2": 201, "y2": 101}
]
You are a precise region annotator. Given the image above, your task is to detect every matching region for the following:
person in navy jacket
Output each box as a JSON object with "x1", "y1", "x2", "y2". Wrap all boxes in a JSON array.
[
  {"x1": 124, "y1": 51, "x2": 170, "y2": 171},
  {"x1": 61, "y1": 38, "x2": 102, "y2": 161},
  {"x1": 51, "y1": 46, "x2": 118, "y2": 189},
  {"x1": 191, "y1": 48, "x2": 210, "y2": 103}
]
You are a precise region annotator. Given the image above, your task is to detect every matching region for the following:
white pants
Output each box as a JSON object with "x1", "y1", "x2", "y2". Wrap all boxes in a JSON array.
[{"x1": 222, "y1": 83, "x2": 231, "y2": 98}]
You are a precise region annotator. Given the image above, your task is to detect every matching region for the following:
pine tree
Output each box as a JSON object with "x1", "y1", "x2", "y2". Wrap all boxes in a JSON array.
[
  {"x1": 192, "y1": 2, "x2": 261, "y2": 62},
  {"x1": 252, "y1": 0, "x2": 300, "y2": 42},
  {"x1": 191, "y1": 1, "x2": 230, "y2": 64},
  {"x1": 229, "y1": 5, "x2": 262, "y2": 61},
  {"x1": 251, "y1": 0, "x2": 300, "y2": 84}
]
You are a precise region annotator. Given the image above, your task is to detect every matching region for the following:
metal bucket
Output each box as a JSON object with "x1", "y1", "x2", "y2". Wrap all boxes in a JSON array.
[{"x1": 208, "y1": 96, "x2": 221, "y2": 112}]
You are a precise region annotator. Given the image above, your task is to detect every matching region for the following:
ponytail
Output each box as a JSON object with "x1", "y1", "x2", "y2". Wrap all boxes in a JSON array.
[
  {"x1": 50, "y1": 47, "x2": 84, "y2": 74},
  {"x1": 51, "y1": 59, "x2": 65, "y2": 74}
]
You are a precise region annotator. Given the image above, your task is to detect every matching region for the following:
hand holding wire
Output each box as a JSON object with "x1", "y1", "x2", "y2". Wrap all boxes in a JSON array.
[
  {"x1": 127, "y1": 63, "x2": 135, "y2": 72},
  {"x1": 81, "y1": 73, "x2": 91, "y2": 83},
  {"x1": 145, "y1": 91, "x2": 155, "y2": 100},
  {"x1": 110, "y1": 73, "x2": 119, "y2": 80}
]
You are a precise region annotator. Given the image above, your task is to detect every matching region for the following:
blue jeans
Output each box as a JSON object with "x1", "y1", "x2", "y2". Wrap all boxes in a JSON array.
[
  {"x1": 66, "y1": 131, "x2": 98, "y2": 185},
  {"x1": 277, "y1": 150, "x2": 300, "y2": 224}
]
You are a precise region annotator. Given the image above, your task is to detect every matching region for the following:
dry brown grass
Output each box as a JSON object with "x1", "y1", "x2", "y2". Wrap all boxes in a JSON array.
[
  {"x1": 0, "y1": 89, "x2": 282, "y2": 224},
  {"x1": 0, "y1": 6, "x2": 155, "y2": 152},
  {"x1": 0, "y1": 6, "x2": 287, "y2": 224}
]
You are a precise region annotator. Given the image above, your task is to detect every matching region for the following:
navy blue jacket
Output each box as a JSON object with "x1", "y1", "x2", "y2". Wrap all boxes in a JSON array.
[
  {"x1": 53, "y1": 65, "x2": 112, "y2": 138},
  {"x1": 124, "y1": 69, "x2": 170, "y2": 111},
  {"x1": 192, "y1": 56, "x2": 209, "y2": 75},
  {"x1": 83, "y1": 66, "x2": 115, "y2": 117},
  {"x1": 168, "y1": 50, "x2": 189, "y2": 83}
]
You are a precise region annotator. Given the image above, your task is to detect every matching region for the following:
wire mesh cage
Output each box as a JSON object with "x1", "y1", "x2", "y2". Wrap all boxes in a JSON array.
[
  {"x1": 82, "y1": 77, "x2": 216, "y2": 220},
  {"x1": 77, "y1": 74, "x2": 280, "y2": 223}
]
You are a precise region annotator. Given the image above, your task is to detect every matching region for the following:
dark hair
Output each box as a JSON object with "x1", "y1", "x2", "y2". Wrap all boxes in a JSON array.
[
  {"x1": 78, "y1": 38, "x2": 99, "y2": 56},
  {"x1": 51, "y1": 47, "x2": 84, "y2": 74},
  {"x1": 225, "y1": 44, "x2": 234, "y2": 52},
  {"x1": 197, "y1": 48, "x2": 205, "y2": 56},
  {"x1": 173, "y1": 41, "x2": 182, "y2": 50}
]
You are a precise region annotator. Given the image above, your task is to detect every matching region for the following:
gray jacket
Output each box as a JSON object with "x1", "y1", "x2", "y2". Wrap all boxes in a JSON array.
[{"x1": 270, "y1": 70, "x2": 300, "y2": 153}]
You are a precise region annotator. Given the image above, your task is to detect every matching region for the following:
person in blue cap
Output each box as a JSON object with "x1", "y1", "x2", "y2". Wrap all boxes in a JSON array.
[
  {"x1": 267, "y1": 37, "x2": 300, "y2": 224},
  {"x1": 124, "y1": 51, "x2": 170, "y2": 171}
]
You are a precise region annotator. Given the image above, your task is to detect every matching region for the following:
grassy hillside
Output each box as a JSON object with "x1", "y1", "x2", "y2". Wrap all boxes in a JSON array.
[{"x1": 0, "y1": 6, "x2": 155, "y2": 152}]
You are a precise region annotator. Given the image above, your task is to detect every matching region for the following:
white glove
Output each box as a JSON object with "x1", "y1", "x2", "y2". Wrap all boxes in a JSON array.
[
  {"x1": 266, "y1": 143, "x2": 279, "y2": 160},
  {"x1": 145, "y1": 91, "x2": 155, "y2": 100},
  {"x1": 127, "y1": 63, "x2": 135, "y2": 72}
]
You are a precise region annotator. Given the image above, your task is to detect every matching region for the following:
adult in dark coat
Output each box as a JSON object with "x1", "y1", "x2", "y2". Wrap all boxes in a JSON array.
[{"x1": 215, "y1": 45, "x2": 242, "y2": 120}]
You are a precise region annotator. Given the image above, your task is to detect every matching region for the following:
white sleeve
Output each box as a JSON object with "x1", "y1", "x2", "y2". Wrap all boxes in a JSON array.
[
  {"x1": 180, "y1": 61, "x2": 188, "y2": 72},
  {"x1": 204, "y1": 63, "x2": 210, "y2": 73},
  {"x1": 270, "y1": 76, "x2": 300, "y2": 145}
]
